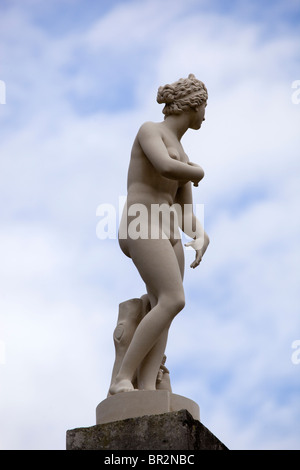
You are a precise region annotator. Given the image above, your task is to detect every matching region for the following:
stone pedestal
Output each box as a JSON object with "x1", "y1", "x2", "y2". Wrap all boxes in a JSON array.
[
  {"x1": 96, "y1": 390, "x2": 200, "y2": 424},
  {"x1": 66, "y1": 409, "x2": 228, "y2": 451}
]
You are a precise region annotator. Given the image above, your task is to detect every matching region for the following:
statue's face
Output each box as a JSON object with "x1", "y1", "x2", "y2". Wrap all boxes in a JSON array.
[{"x1": 189, "y1": 102, "x2": 207, "y2": 130}]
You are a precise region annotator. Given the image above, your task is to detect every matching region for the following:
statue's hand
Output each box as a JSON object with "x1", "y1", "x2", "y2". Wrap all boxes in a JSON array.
[
  {"x1": 185, "y1": 237, "x2": 206, "y2": 269},
  {"x1": 187, "y1": 161, "x2": 201, "y2": 167},
  {"x1": 187, "y1": 162, "x2": 203, "y2": 187},
  {"x1": 190, "y1": 250, "x2": 203, "y2": 269}
]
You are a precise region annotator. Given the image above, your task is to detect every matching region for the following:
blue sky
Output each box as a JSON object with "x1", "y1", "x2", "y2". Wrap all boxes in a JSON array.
[{"x1": 0, "y1": 0, "x2": 300, "y2": 450}]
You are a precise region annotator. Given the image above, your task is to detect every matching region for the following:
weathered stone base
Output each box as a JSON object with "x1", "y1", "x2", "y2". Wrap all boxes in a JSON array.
[{"x1": 66, "y1": 409, "x2": 228, "y2": 450}]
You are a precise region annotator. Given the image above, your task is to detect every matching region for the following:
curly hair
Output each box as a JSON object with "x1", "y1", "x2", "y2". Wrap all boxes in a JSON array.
[{"x1": 157, "y1": 73, "x2": 208, "y2": 117}]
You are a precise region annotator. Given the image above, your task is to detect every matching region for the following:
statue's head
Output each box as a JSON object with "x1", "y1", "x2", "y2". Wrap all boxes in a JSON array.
[{"x1": 157, "y1": 74, "x2": 208, "y2": 117}]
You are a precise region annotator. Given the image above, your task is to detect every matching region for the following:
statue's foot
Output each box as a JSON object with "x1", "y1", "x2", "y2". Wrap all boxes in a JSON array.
[{"x1": 109, "y1": 379, "x2": 134, "y2": 395}]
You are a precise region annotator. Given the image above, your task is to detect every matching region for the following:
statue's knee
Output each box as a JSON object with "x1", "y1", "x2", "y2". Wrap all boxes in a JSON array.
[{"x1": 160, "y1": 292, "x2": 185, "y2": 317}]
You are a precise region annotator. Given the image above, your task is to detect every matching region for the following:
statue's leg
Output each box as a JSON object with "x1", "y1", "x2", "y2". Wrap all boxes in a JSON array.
[
  {"x1": 109, "y1": 237, "x2": 185, "y2": 395},
  {"x1": 137, "y1": 284, "x2": 168, "y2": 390},
  {"x1": 108, "y1": 298, "x2": 143, "y2": 395},
  {"x1": 108, "y1": 294, "x2": 152, "y2": 395},
  {"x1": 137, "y1": 326, "x2": 169, "y2": 390},
  {"x1": 136, "y1": 239, "x2": 184, "y2": 392}
]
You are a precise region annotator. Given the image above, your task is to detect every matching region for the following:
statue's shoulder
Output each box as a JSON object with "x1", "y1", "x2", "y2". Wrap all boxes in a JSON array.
[
  {"x1": 137, "y1": 121, "x2": 160, "y2": 138},
  {"x1": 138, "y1": 121, "x2": 157, "y2": 130}
]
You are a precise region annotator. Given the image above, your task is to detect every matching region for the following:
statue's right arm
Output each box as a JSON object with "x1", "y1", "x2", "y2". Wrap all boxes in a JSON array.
[{"x1": 137, "y1": 122, "x2": 204, "y2": 184}]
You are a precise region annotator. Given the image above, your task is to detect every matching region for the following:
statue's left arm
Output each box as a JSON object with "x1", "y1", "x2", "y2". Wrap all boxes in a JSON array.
[{"x1": 175, "y1": 182, "x2": 210, "y2": 269}]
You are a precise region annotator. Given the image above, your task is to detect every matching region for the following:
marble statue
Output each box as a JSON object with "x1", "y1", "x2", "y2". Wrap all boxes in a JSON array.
[{"x1": 108, "y1": 74, "x2": 210, "y2": 396}]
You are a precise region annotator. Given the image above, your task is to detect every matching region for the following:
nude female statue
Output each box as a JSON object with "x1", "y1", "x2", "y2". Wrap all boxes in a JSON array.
[{"x1": 109, "y1": 74, "x2": 210, "y2": 395}]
